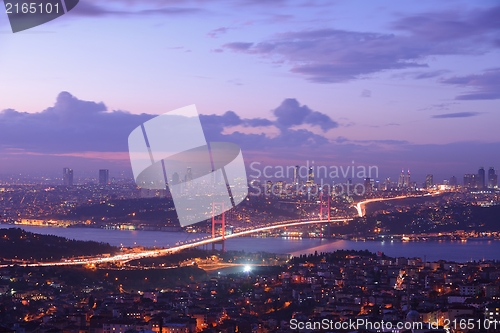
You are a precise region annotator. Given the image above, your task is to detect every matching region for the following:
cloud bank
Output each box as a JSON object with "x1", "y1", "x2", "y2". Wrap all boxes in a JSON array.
[
  {"x1": 441, "y1": 69, "x2": 500, "y2": 100},
  {"x1": 222, "y1": 6, "x2": 500, "y2": 83},
  {"x1": 432, "y1": 112, "x2": 482, "y2": 119},
  {"x1": 0, "y1": 92, "x2": 337, "y2": 154},
  {"x1": 0, "y1": 92, "x2": 498, "y2": 180}
]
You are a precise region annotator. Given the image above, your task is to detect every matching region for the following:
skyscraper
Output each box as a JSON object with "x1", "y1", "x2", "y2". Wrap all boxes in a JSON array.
[
  {"x1": 364, "y1": 178, "x2": 372, "y2": 194},
  {"x1": 99, "y1": 169, "x2": 109, "y2": 185},
  {"x1": 488, "y1": 167, "x2": 498, "y2": 188},
  {"x1": 405, "y1": 170, "x2": 411, "y2": 188},
  {"x1": 398, "y1": 169, "x2": 405, "y2": 188},
  {"x1": 464, "y1": 174, "x2": 472, "y2": 188},
  {"x1": 477, "y1": 167, "x2": 486, "y2": 189},
  {"x1": 308, "y1": 167, "x2": 314, "y2": 184},
  {"x1": 293, "y1": 165, "x2": 299, "y2": 185},
  {"x1": 449, "y1": 175, "x2": 457, "y2": 187},
  {"x1": 186, "y1": 167, "x2": 193, "y2": 182},
  {"x1": 63, "y1": 168, "x2": 73, "y2": 186},
  {"x1": 425, "y1": 174, "x2": 433, "y2": 189},
  {"x1": 385, "y1": 177, "x2": 391, "y2": 191}
]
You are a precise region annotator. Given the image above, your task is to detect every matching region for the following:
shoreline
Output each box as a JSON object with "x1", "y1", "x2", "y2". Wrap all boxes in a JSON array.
[{"x1": 1, "y1": 223, "x2": 499, "y2": 242}]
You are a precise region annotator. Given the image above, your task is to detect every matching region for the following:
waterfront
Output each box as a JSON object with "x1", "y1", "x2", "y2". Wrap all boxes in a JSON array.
[{"x1": 1, "y1": 224, "x2": 499, "y2": 262}]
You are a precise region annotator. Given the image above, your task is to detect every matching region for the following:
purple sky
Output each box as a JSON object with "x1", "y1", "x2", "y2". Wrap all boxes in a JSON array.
[{"x1": 0, "y1": 0, "x2": 499, "y2": 183}]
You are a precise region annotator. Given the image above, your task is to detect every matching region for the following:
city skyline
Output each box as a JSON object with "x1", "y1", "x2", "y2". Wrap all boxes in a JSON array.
[
  {"x1": 48, "y1": 164, "x2": 498, "y2": 190},
  {"x1": 0, "y1": 1, "x2": 499, "y2": 181}
]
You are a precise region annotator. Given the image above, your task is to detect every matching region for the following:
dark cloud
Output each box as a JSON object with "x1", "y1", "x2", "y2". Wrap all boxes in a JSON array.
[
  {"x1": 440, "y1": 69, "x2": 500, "y2": 100},
  {"x1": 71, "y1": 2, "x2": 202, "y2": 17},
  {"x1": 207, "y1": 27, "x2": 230, "y2": 38},
  {"x1": 0, "y1": 93, "x2": 333, "y2": 157},
  {"x1": 0, "y1": 92, "x2": 154, "y2": 153},
  {"x1": 198, "y1": 111, "x2": 241, "y2": 137},
  {"x1": 391, "y1": 6, "x2": 500, "y2": 42},
  {"x1": 200, "y1": 98, "x2": 338, "y2": 151},
  {"x1": 414, "y1": 70, "x2": 450, "y2": 79},
  {"x1": 432, "y1": 112, "x2": 482, "y2": 119},
  {"x1": 0, "y1": 92, "x2": 343, "y2": 178},
  {"x1": 199, "y1": 110, "x2": 273, "y2": 139},
  {"x1": 223, "y1": 28, "x2": 428, "y2": 83},
  {"x1": 203, "y1": 99, "x2": 337, "y2": 140},
  {"x1": 272, "y1": 99, "x2": 338, "y2": 131},
  {"x1": 221, "y1": 5, "x2": 499, "y2": 83},
  {"x1": 245, "y1": 118, "x2": 273, "y2": 127},
  {"x1": 222, "y1": 42, "x2": 254, "y2": 51},
  {"x1": 392, "y1": 70, "x2": 450, "y2": 80}
]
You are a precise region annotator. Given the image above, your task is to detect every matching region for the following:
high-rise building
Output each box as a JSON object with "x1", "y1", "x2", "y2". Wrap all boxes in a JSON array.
[
  {"x1": 385, "y1": 177, "x2": 391, "y2": 191},
  {"x1": 488, "y1": 167, "x2": 498, "y2": 188},
  {"x1": 364, "y1": 178, "x2": 372, "y2": 194},
  {"x1": 186, "y1": 167, "x2": 193, "y2": 182},
  {"x1": 398, "y1": 169, "x2": 411, "y2": 188},
  {"x1": 308, "y1": 167, "x2": 314, "y2": 184},
  {"x1": 293, "y1": 165, "x2": 299, "y2": 185},
  {"x1": 477, "y1": 167, "x2": 486, "y2": 189},
  {"x1": 425, "y1": 174, "x2": 433, "y2": 189},
  {"x1": 99, "y1": 169, "x2": 109, "y2": 185},
  {"x1": 449, "y1": 175, "x2": 458, "y2": 187},
  {"x1": 398, "y1": 169, "x2": 405, "y2": 188},
  {"x1": 464, "y1": 174, "x2": 475, "y2": 188},
  {"x1": 63, "y1": 168, "x2": 73, "y2": 186},
  {"x1": 463, "y1": 174, "x2": 469, "y2": 187}
]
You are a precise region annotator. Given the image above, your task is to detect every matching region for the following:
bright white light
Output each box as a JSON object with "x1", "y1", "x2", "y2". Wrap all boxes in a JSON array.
[{"x1": 243, "y1": 265, "x2": 251, "y2": 273}]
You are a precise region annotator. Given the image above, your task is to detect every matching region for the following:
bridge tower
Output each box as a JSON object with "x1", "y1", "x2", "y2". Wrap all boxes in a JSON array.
[
  {"x1": 211, "y1": 202, "x2": 226, "y2": 253},
  {"x1": 327, "y1": 193, "x2": 331, "y2": 222},
  {"x1": 319, "y1": 191, "x2": 323, "y2": 221},
  {"x1": 318, "y1": 191, "x2": 331, "y2": 238}
]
